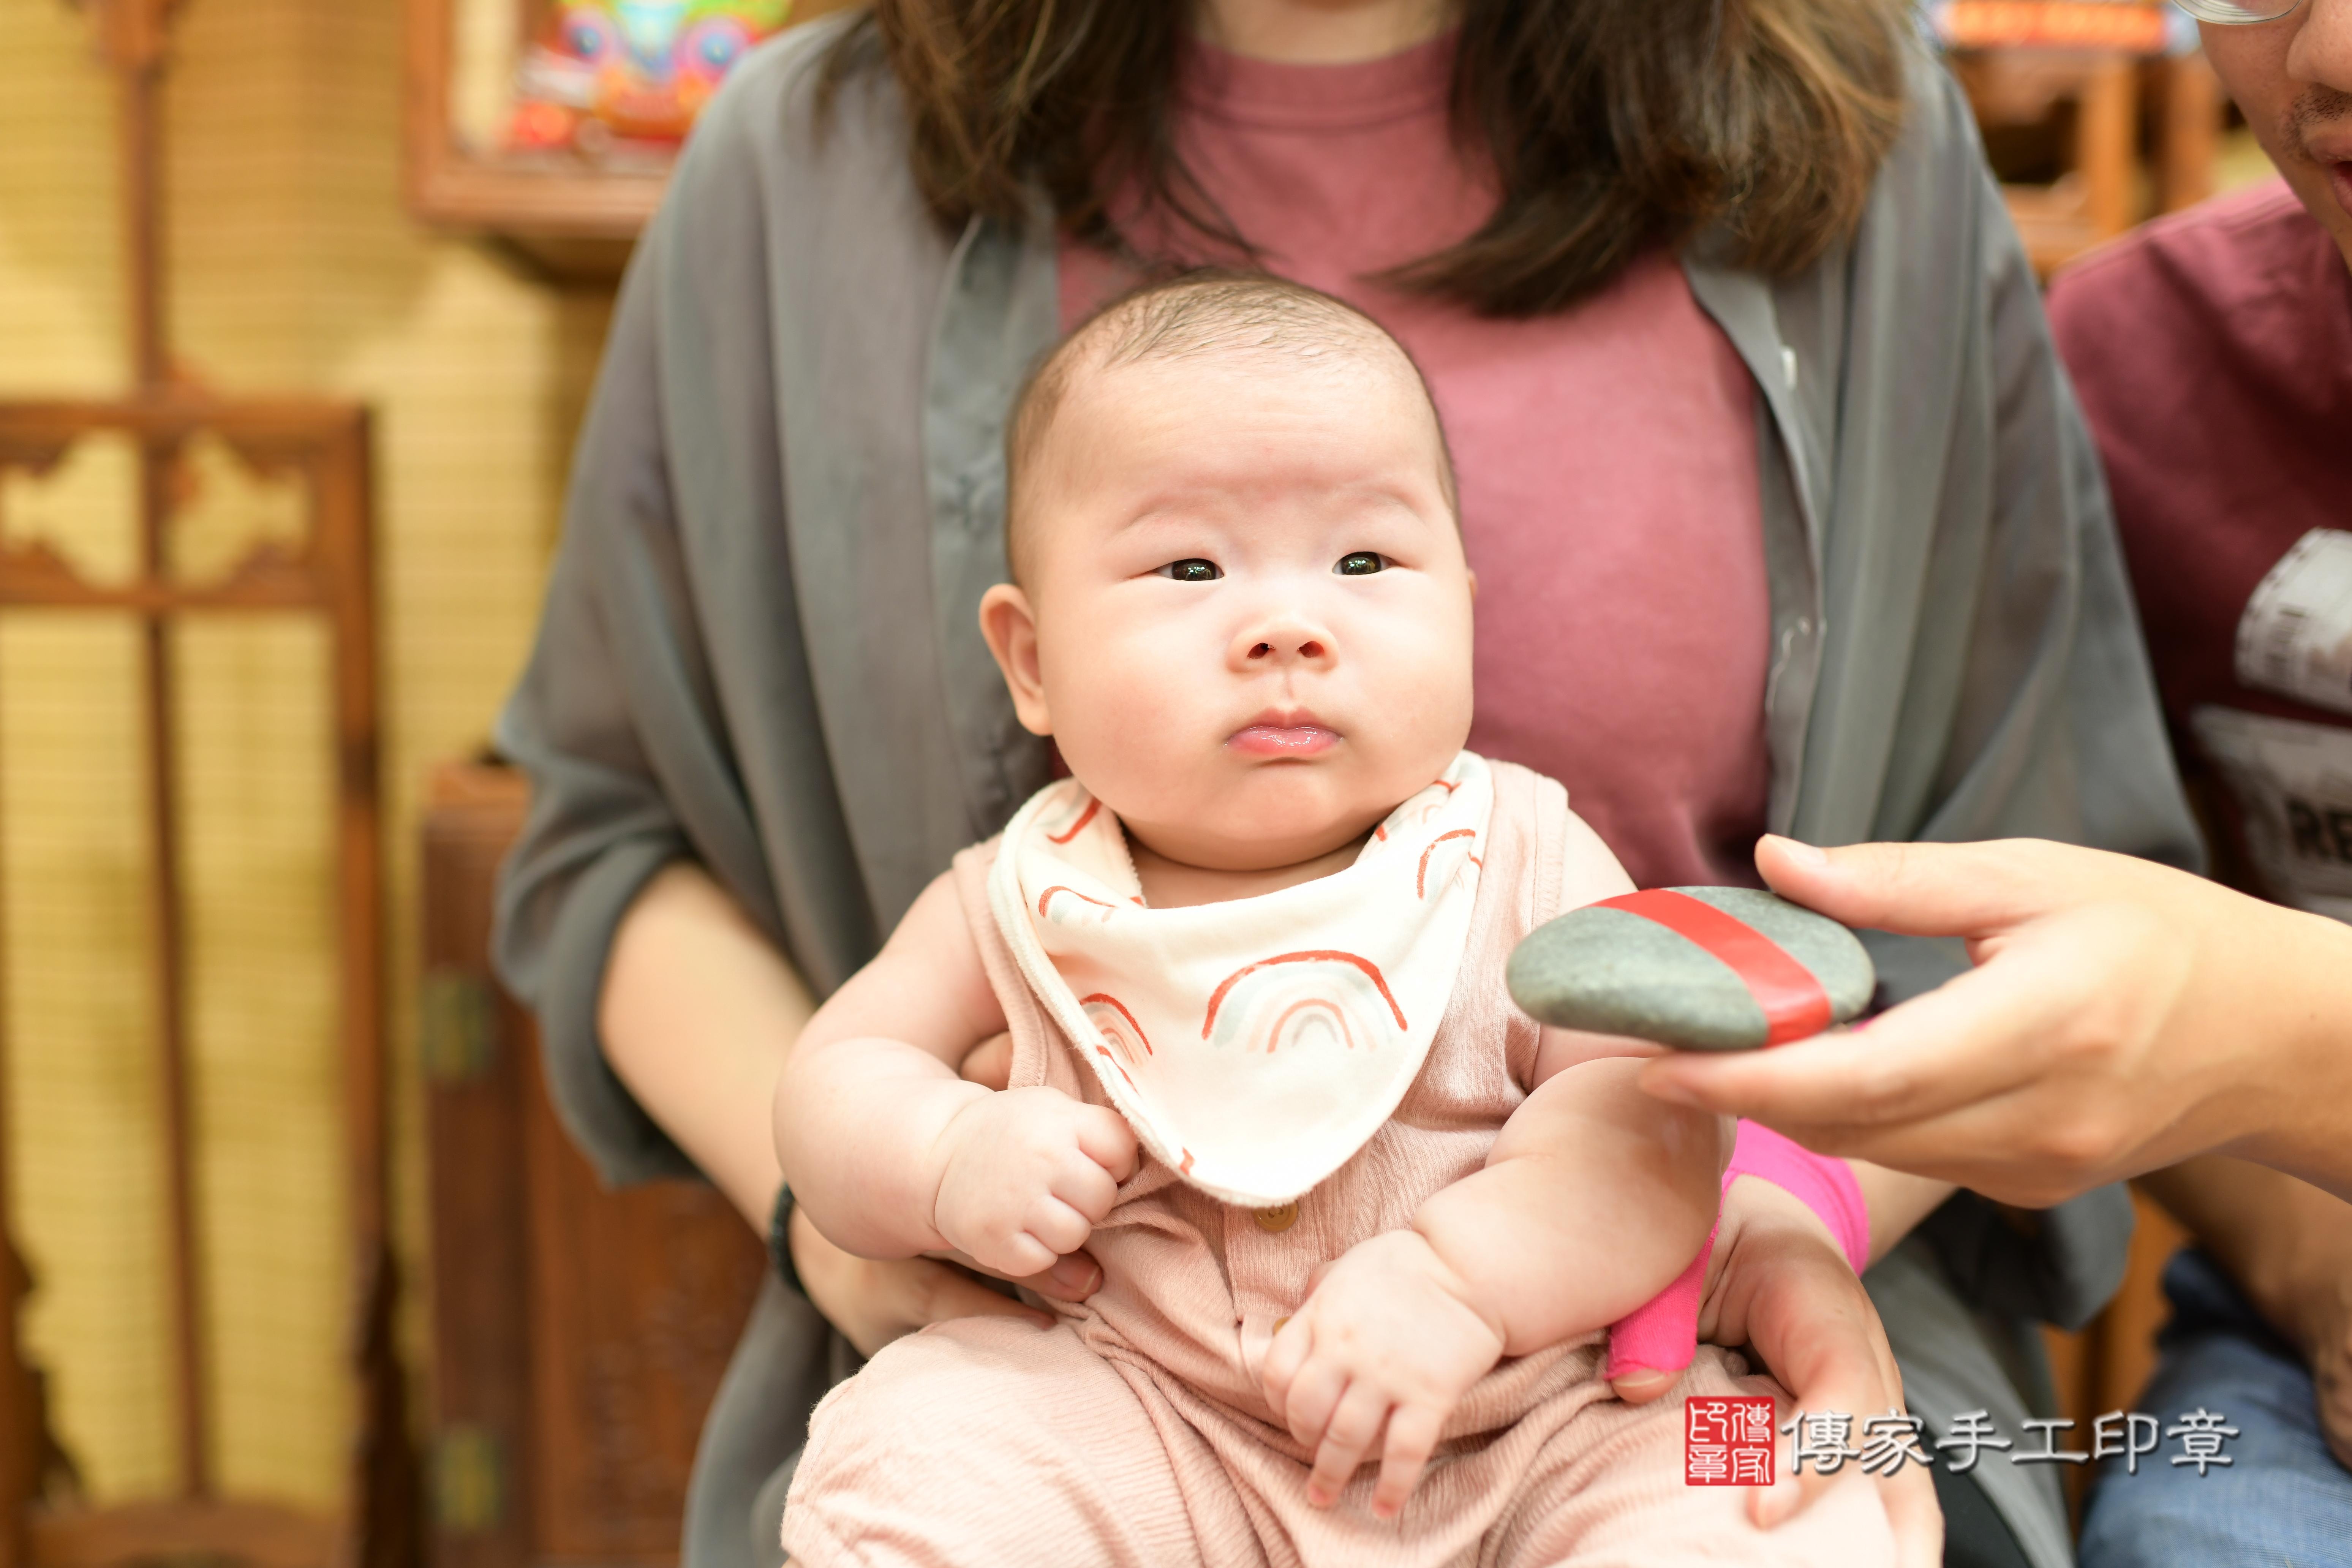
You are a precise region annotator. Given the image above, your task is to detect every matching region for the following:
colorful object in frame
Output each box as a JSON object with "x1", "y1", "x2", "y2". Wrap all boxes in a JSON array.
[
  {"x1": 1932, "y1": 0, "x2": 2173, "y2": 52},
  {"x1": 507, "y1": 0, "x2": 793, "y2": 154}
]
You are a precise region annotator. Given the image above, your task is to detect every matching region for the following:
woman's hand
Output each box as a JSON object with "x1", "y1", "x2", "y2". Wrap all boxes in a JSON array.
[
  {"x1": 1639, "y1": 836, "x2": 2352, "y2": 1207},
  {"x1": 1618, "y1": 1174, "x2": 1941, "y2": 1568}
]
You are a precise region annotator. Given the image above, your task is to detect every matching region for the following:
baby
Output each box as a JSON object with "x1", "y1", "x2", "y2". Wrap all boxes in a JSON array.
[{"x1": 772, "y1": 275, "x2": 1895, "y2": 1566}]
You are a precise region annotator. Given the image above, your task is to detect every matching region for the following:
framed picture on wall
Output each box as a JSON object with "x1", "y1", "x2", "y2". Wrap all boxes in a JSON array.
[{"x1": 403, "y1": 0, "x2": 845, "y2": 270}]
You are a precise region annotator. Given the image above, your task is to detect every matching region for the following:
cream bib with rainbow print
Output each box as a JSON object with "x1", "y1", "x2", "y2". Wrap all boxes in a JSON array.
[{"x1": 987, "y1": 751, "x2": 1493, "y2": 1208}]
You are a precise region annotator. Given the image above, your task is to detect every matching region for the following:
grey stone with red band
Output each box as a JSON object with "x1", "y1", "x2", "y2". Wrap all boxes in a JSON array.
[{"x1": 1506, "y1": 886, "x2": 1875, "y2": 1051}]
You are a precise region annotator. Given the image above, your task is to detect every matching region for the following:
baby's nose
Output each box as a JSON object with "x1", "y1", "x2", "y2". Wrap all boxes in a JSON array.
[{"x1": 1232, "y1": 615, "x2": 1334, "y2": 667}]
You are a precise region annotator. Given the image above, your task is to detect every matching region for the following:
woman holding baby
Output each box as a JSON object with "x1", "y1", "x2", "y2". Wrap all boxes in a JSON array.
[{"x1": 487, "y1": 0, "x2": 2319, "y2": 1563}]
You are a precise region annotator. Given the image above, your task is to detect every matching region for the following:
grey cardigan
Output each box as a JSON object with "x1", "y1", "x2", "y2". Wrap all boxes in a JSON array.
[{"x1": 493, "y1": 17, "x2": 2200, "y2": 1567}]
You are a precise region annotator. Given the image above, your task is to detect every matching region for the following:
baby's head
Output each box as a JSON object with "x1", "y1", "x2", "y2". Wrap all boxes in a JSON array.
[{"x1": 978, "y1": 273, "x2": 1475, "y2": 874}]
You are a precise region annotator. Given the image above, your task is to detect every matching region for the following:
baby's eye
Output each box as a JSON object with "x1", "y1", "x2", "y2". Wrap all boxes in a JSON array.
[
  {"x1": 1335, "y1": 552, "x2": 1388, "y2": 576},
  {"x1": 1157, "y1": 558, "x2": 1223, "y2": 583}
]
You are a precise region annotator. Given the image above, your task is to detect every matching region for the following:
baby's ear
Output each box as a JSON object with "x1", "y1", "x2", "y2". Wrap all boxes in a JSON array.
[{"x1": 978, "y1": 583, "x2": 1054, "y2": 736}]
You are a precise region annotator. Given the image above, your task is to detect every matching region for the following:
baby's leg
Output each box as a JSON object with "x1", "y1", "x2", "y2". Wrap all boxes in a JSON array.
[
  {"x1": 1493, "y1": 1347, "x2": 1899, "y2": 1568},
  {"x1": 782, "y1": 1316, "x2": 1201, "y2": 1568}
]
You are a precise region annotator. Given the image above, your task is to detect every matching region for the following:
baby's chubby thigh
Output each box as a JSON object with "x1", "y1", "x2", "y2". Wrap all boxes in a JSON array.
[
  {"x1": 781, "y1": 1315, "x2": 1201, "y2": 1568},
  {"x1": 1490, "y1": 1346, "x2": 1898, "y2": 1568}
]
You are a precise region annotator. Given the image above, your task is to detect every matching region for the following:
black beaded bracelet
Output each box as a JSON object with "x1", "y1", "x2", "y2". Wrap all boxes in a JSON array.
[{"x1": 767, "y1": 1180, "x2": 806, "y2": 1298}]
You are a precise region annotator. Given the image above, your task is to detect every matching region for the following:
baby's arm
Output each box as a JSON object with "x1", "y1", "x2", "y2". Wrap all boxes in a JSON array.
[
  {"x1": 1418, "y1": 1051, "x2": 1732, "y2": 1349},
  {"x1": 1432, "y1": 801, "x2": 1728, "y2": 1348},
  {"x1": 1262, "y1": 808, "x2": 1729, "y2": 1516},
  {"x1": 1261, "y1": 1060, "x2": 1729, "y2": 1514},
  {"x1": 773, "y1": 871, "x2": 1137, "y2": 1278}
]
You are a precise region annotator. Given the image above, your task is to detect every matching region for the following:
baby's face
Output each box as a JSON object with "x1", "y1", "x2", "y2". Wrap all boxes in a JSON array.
[{"x1": 990, "y1": 346, "x2": 1474, "y2": 872}]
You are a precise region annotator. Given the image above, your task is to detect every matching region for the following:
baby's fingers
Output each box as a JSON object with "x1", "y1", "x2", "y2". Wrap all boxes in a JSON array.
[
  {"x1": 1074, "y1": 1105, "x2": 1140, "y2": 1182},
  {"x1": 1306, "y1": 1380, "x2": 1391, "y2": 1509},
  {"x1": 981, "y1": 1228, "x2": 1057, "y2": 1280},
  {"x1": 1023, "y1": 1195, "x2": 1095, "y2": 1259},
  {"x1": 1280, "y1": 1351, "x2": 1347, "y2": 1455},
  {"x1": 1260, "y1": 1317, "x2": 1311, "y2": 1412},
  {"x1": 1370, "y1": 1404, "x2": 1443, "y2": 1520},
  {"x1": 1049, "y1": 1150, "x2": 1121, "y2": 1224}
]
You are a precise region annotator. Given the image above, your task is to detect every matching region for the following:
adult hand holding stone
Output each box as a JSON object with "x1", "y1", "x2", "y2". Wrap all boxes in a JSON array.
[{"x1": 1639, "y1": 836, "x2": 2352, "y2": 1208}]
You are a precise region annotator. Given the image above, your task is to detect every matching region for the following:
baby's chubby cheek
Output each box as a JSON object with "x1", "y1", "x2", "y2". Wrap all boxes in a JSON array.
[{"x1": 1037, "y1": 625, "x2": 1223, "y2": 811}]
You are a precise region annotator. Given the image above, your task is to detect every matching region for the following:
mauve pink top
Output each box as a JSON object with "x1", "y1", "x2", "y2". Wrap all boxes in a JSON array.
[{"x1": 1061, "y1": 34, "x2": 1773, "y2": 891}]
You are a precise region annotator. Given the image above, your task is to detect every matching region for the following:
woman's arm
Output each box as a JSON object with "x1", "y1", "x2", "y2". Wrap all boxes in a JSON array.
[
  {"x1": 601, "y1": 862, "x2": 814, "y2": 1229},
  {"x1": 490, "y1": 224, "x2": 725, "y2": 1193},
  {"x1": 1642, "y1": 836, "x2": 2352, "y2": 1204},
  {"x1": 600, "y1": 862, "x2": 1089, "y2": 1349},
  {"x1": 494, "y1": 24, "x2": 1091, "y2": 1363}
]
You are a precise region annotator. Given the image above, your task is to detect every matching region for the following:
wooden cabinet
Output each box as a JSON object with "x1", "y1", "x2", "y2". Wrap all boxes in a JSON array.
[{"x1": 420, "y1": 763, "x2": 764, "y2": 1568}]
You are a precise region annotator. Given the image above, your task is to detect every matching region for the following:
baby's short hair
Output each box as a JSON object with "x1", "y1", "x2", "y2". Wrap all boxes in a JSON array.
[{"x1": 1002, "y1": 270, "x2": 1457, "y2": 584}]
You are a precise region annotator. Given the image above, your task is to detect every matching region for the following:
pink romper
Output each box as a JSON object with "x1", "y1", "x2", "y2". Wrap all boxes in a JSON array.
[{"x1": 781, "y1": 762, "x2": 1894, "y2": 1567}]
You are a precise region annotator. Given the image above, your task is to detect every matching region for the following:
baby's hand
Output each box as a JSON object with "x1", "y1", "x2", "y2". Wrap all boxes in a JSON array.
[
  {"x1": 1260, "y1": 1230, "x2": 1505, "y2": 1519},
  {"x1": 930, "y1": 1086, "x2": 1137, "y2": 1278}
]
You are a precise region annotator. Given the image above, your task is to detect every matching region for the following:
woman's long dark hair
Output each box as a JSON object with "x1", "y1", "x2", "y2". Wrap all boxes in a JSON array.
[{"x1": 825, "y1": 0, "x2": 1911, "y2": 317}]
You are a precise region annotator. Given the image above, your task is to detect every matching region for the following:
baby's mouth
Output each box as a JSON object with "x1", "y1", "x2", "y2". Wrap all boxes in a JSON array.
[{"x1": 1228, "y1": 711, "x2": 1340, "y2": 757}]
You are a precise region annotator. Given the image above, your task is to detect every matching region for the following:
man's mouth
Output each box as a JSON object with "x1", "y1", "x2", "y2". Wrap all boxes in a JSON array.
[
  {"x1": 2287, "y1": 87, "x2": 2352, "y2": 218},
  {"x1": 1228, "y1": 709, "x2": 1340, "y2": 757}
]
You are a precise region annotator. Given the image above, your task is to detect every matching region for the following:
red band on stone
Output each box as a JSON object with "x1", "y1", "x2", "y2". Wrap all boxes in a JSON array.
[{"x1": 1596, "y1": 890, "x2": 1833, "y2": 1046}]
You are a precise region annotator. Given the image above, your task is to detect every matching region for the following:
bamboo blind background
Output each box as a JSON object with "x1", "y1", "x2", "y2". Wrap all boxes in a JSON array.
[{"x1": 0, "y1": 0, "x2": 607, "y2": 1509}]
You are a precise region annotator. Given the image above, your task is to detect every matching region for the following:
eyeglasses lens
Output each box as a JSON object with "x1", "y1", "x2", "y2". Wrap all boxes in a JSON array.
[{"x1": 2172, "y1": 0, "x2": 2300, "y2": 21}]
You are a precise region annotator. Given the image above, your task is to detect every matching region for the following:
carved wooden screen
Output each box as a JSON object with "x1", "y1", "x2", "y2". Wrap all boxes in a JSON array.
[
  {"x1": 0, "y1": 2, "x2": 407, "y2": 1563},
  {"x1": 0, "y1": 396, "x2": 407, "y2": 1568}
]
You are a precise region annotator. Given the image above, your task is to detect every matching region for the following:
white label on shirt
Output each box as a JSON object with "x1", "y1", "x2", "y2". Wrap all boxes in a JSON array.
[
  {"x1": 2191, "y1": 705, "x2": 2352, "y2": 923},
  {"x1": 2235, "y1": 528, "x2": 2352, "y2": 718}
]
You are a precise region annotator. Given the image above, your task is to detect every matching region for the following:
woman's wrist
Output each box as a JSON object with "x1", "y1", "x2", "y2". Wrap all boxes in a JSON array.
[{"x1": 600, "y1": 861, "x2": 818, "y2": 1230}]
